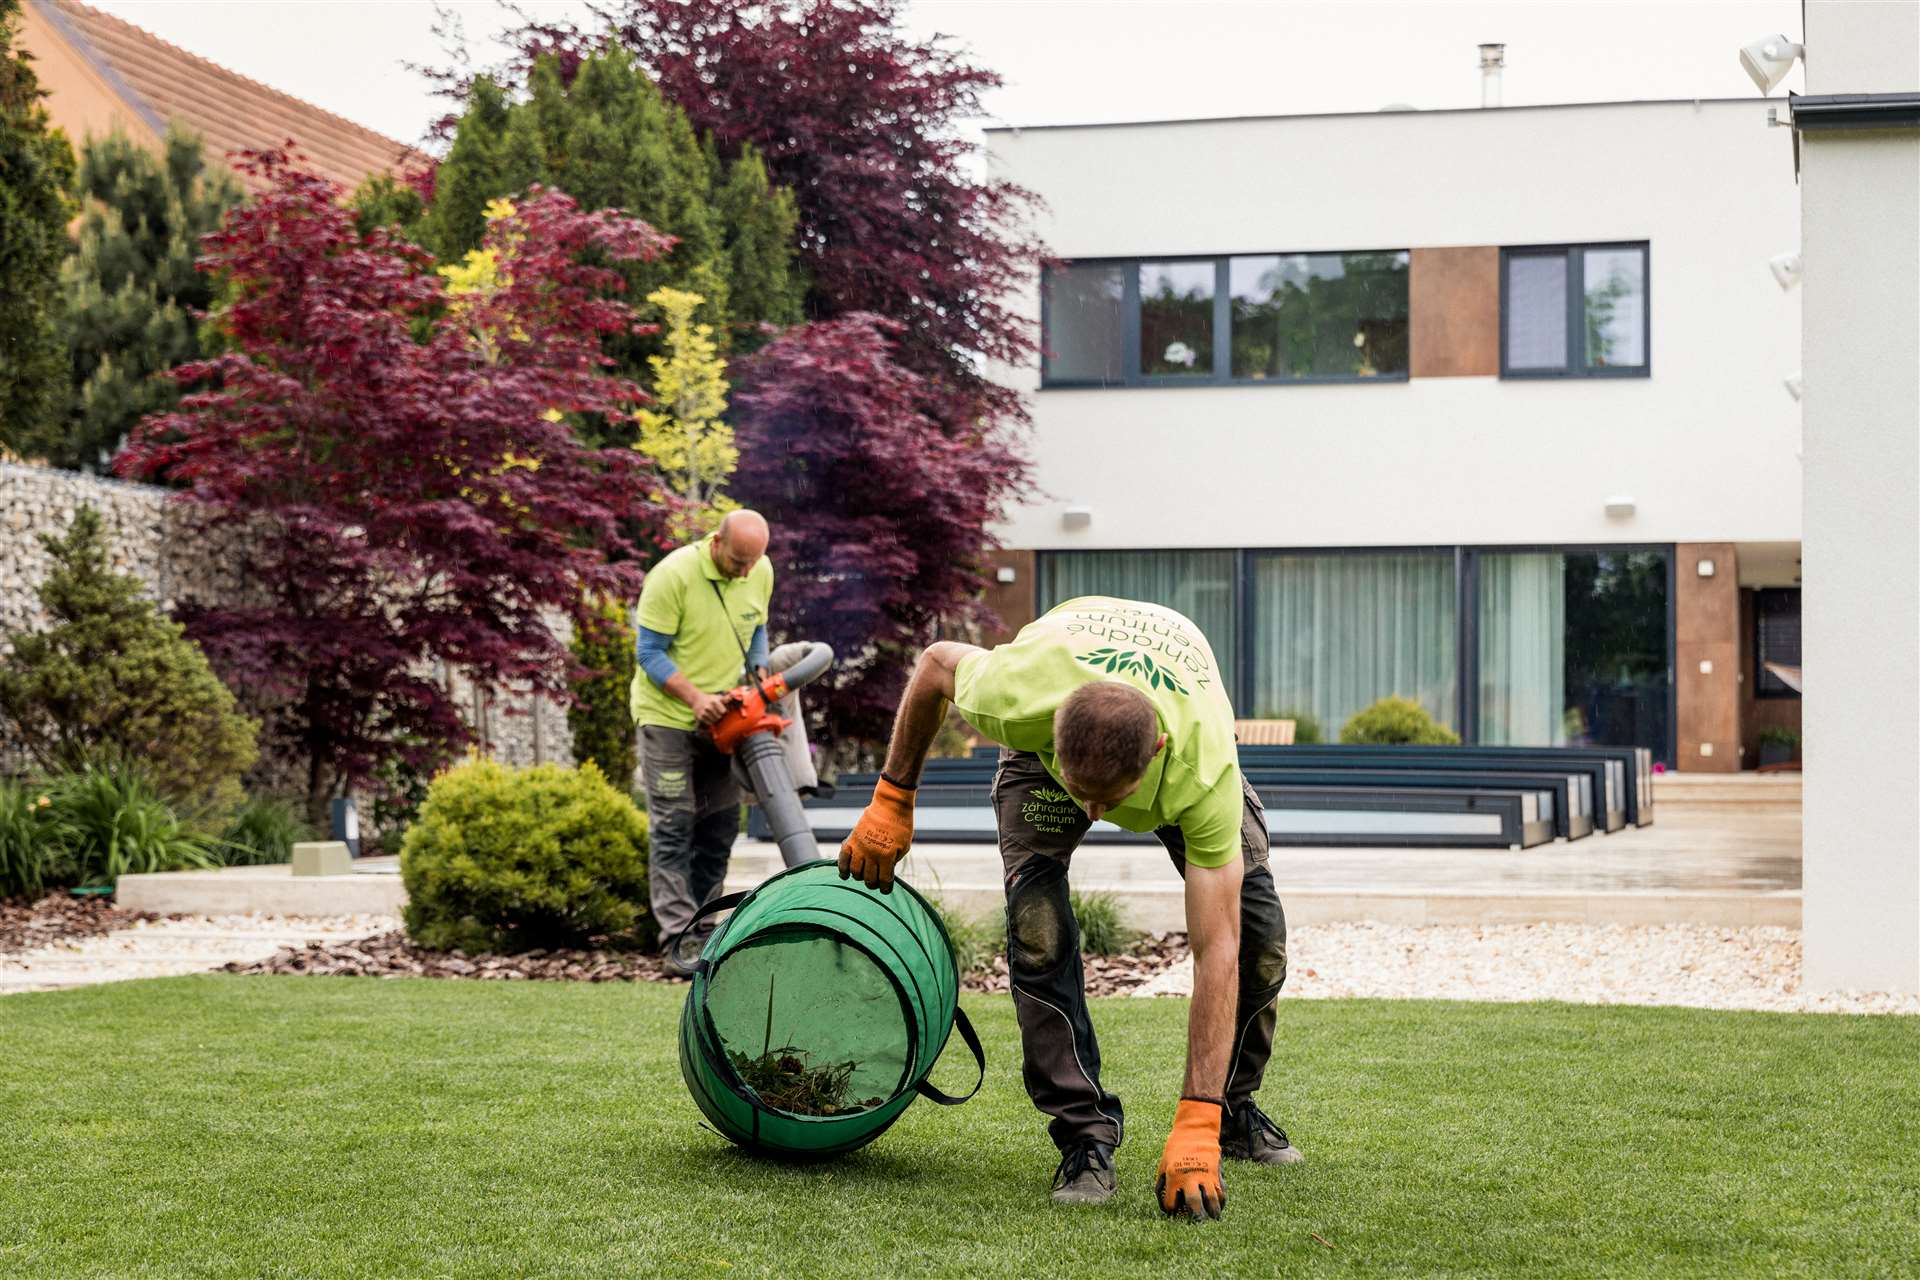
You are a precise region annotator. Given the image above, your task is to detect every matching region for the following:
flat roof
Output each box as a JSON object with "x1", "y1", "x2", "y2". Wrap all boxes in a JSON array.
[{"x1": 984, "y1": 96, "x2": 1780, "y2": 136}]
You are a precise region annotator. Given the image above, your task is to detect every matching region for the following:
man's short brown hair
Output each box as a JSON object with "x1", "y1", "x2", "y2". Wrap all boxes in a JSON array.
[{"x1": 1054, "y1": 682, "x2": 1158, "y2": 792}]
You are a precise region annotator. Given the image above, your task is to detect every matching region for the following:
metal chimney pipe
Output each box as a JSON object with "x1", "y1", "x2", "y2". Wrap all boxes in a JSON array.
[{"x1": 1479, "y1": 42, "x2": 1505, "y2": 107}]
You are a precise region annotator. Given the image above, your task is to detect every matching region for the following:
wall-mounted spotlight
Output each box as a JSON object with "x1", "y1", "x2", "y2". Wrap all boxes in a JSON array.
[
  {"x1": 1769, "y1": 251, "x2": 1803, "y2": 290},
  {"x1": 1739, "y1": 34, "x2": 1804, "y2": 94},
  {"x1": 1061, "y1": 506, "x2": 1092, "y2": 531},
  {"x1": 1604, "y1": 495, "x2": 1636, "y2": 520},
  {"x1": 1784, "y1": 373, "x2": 1804, "y2": 401}
]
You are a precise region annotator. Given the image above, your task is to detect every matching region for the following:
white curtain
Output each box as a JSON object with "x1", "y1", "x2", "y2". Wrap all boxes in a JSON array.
[
  {"x1": 1478, "y1": 553, "x2": 1566, "y2": 745},
  {"x1": 1248, "y1": 554, "x2": 1457, "y2": 733},
  {"x1": 1036, "y1": 551, "x2": 1237, "y2": 685}
]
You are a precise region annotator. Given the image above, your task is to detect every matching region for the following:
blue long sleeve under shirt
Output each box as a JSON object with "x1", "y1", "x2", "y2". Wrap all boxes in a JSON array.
[{"x1": 637, "y1": 624, "x2": 768, "y2": 689}]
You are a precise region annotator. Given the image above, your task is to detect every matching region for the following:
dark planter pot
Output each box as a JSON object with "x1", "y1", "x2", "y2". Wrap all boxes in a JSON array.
[{"x1": 1759, "y1": 742, "x2": 1797, "y2": 767}]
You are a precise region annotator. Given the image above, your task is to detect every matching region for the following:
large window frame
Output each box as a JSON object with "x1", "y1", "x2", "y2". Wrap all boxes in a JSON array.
[
  {"x1": 1754, "y1": 587, "x2": 1802, "y2": 700},
  {"x1": 1499, "y1": 242, "x2": 1652, "y2": 380},
  {"x1": 1035, "y1": 542, "x2": 1677, "y2": 766},
  {"x1": 1040, "y1": 250, "x2": 1412, "y2": 390}
]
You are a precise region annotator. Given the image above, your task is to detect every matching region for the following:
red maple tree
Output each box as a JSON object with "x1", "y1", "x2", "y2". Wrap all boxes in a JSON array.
[
  {"x1": 730, "y1": 315, "x2": 1016, "y2": 751},
  {"x1": 457, "y1": 0, "x2": 1043, "y2": 753},
  {"x1": 119, "y1": 150, "x2": 677, "y2": 821}
]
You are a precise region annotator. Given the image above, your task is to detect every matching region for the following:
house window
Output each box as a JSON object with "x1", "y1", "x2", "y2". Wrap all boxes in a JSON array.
[
  {"x1": 1138, "y1": 261, "x2": 1216, "y2": 378},
  {"x1": 1041, "y1": 262, "x2": 1126, "y2": 386},
  {"x1": 1755, "y1": 588, "x2": 1801, "y2": 698},
  {"x1": 1230, "y1": 252, "x2": 1409, "y2": 381},
  {"x1": 1501, "y1": 243, "x2": 1649, "y2": 378},
  {"x1": 1040, "y1": 250, "x2": 1408, "y2": 388}
]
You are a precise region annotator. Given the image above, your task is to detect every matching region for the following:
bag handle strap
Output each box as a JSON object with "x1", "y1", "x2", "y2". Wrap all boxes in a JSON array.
[
  {"x1": 915, "y1": 1007, "x2": 986, "y2": 1106},
  {"x1": 665, "y1": 890, "x2": 748, "y2": 973}
]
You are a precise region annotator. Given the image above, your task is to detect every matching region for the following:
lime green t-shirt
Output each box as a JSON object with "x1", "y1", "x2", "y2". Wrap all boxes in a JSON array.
[
  {"x1": 629, "y1": 534, "x2": 775, "y2": 731},
  {"x1": 951, "y1": 596, "x2": 1244, "y2": 868}
]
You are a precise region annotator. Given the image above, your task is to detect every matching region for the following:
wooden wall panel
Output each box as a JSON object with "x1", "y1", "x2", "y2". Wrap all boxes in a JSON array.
[
  {"x1": 980, "y1": 548, "x2": 1036, "y2": 645},
  {"x1": 1409, "y1": 246, "x2": 1500, "y2": 378},
  {"x1": 1675, "y1": 543, "x2": 1742, "y2": 772}
]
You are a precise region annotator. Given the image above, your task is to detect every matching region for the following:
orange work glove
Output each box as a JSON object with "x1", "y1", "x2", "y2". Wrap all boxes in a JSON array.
[
  {"x1": 1156, "y1": 1097, "x2": 1227, "y2": 1220},
  {"x1": 838, "y1": 774, "x2": 915, "y2": 894}
]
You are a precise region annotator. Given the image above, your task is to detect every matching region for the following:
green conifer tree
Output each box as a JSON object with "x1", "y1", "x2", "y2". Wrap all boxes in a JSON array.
[
  {"x1": 43, "y1": 126, "x2": 241, "y2": 471},
  {"x1": 427, "y1": 49, "x2": 804, "y2": 393},
  {"x1": 0, "y1": 507, "x2": 259, "y2": 812},
  {"x1": 0, "y1": 0, "x2": 75, "y2": 458}
]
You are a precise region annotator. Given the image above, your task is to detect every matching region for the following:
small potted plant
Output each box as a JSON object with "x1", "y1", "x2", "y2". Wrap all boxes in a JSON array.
[{"x1": 1758, "y1": 727, "x2": 1800, "y2": 768}]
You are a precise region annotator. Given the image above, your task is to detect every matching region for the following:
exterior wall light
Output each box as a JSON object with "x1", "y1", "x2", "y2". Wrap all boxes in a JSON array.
[
  {"x1": 1604, "y1": 496, "x2": 1636, "y2": 520},
  {"x1": 1769, "y1": 251, "x2": 1803, "y2": 290},
  {"x1": 1062, "y1": 506, "x2": 1093, "y2": 531},
  {"x1": 995, "y1": 565, "x2": 1018, "y2": 584},
  {"x1": 1739, "y1": 34, "x2": 1804, "y2": 94}
]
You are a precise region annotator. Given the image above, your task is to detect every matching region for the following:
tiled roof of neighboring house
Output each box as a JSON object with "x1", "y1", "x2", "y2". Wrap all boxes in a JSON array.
[{"x1": 30, "y1": 0, "x2": 426, "y2": 191}]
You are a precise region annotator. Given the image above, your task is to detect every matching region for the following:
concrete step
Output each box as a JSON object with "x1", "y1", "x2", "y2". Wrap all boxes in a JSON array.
[{"x1": 1655, "y1": 774, "x2": 1802, "y2": 807}]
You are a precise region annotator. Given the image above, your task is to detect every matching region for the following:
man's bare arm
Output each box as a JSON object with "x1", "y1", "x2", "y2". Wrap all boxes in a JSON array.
[
  {"x1": 1181, "y1": 856, "x2": 1244, "y2": 1098},
  {"x1": 880, "y1": 641, "x2": 984, "y2": 785}
]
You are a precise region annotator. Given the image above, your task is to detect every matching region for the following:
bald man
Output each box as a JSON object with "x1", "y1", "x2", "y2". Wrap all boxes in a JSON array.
[{"x1": 632, "y1": 511, "x2": 776, "y2": 973}]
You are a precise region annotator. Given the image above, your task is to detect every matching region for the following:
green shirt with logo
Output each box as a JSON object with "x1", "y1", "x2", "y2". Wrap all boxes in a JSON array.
[
  {"x1": 951, "y1": 596, "x2": 1244, "y2": 868},
  {"x1": 629, "y1": 533, "x2": 775, "y2": 731}
]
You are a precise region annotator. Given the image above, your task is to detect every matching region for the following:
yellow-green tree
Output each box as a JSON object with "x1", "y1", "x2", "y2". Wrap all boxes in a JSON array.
[{"x1": 633, "y1": 286, "x2": 733, "y2": 536}]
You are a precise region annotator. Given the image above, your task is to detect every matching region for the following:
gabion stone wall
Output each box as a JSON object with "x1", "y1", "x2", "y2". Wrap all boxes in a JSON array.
[{"x1": 1, "y1": 463, "x2": 593, "y2": 787}]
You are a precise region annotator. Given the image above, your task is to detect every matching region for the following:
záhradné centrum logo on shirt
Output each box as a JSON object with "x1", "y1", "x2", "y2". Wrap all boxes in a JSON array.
[{"x1": 1074, "y1": 647, "x2": 1189, "y2": 696}]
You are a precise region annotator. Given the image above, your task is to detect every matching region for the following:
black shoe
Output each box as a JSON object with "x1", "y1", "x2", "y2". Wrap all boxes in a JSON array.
[
  {"x1": 1050, "y1": 1139, "x2": 1117, "y2": 1205},
  {"x1": 1220, "y1": 1099, "x2": 1304, "y2": 1165}
]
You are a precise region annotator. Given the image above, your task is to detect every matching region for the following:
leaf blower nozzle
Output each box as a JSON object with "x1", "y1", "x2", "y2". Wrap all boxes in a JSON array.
[{"x1": 706, "y1": 641, "x2": 833, "y2": 868}]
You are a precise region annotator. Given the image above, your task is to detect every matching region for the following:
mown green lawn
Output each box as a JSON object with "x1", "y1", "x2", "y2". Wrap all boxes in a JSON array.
[{"x1": 1, "y1": 977, "x2": 1915, "y2": 1278}]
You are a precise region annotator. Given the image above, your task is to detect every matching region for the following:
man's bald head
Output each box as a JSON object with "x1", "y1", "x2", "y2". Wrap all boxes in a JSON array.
[{"x1": 711, "y1": 509, "x2": 770, "y2": 578}]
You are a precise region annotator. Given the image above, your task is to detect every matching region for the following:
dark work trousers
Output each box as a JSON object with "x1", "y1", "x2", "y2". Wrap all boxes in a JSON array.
[
  {"x1": 641, "y1": 724, "x2": 741, "y2": 945},
  {"x1": 991, "y1": 748, "x2": 1289, "y2": 1152}
]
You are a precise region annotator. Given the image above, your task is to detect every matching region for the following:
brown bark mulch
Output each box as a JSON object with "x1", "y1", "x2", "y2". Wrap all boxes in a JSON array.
[
  {"x1": 222, "y1": 931, "x2": 686, "y2": 983},
  {"x1": 963, "y1": 932, "x2": 1191, "y2": 998},
  {"x1": 0, "y1": 894, "x2": 157, "y2": 956},
  {"x1": 225, "y1": 929, "x2": 1193, "y2": 995}
]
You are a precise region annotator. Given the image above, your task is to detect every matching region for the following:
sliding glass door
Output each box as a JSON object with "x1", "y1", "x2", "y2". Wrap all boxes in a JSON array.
[
  {"x1": 1030, "y1": 546, "x2": 1671, "y2": 763},
  {"x1": 1035, "y1": 550, "x2": 1238, "y2": 688},
  {"x1": 1247, "y1": 551, "x2": 1457, "y2": 734},
  {"x1": 1477, "y1": 549, "x2": 1670, "y2": 757}
]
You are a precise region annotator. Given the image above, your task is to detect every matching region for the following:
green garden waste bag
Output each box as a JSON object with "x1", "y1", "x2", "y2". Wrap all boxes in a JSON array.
[{"x1": 675, "y1": 861, "x2": 986, "y2": 1158}]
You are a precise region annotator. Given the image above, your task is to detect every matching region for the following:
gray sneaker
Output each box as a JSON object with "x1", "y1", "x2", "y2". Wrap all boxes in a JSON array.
[
  {"x1": 1221, "y1": 1100, "x2": 1305, "y2": 1165},
  {"x1": 1050, "y1": 1140, "x2": 1117, "y2": 1205}
]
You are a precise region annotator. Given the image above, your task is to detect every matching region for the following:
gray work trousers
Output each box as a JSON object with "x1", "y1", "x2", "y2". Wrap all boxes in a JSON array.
[{"x1": 991, "y1": 749, "x2": 1289, "y2": 1152}]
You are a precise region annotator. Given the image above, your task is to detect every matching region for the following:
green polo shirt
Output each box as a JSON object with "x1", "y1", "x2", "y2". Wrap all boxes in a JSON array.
[
  {"x1": 951, "y1": 596, "x2": 1244, "y2": 868},
  {"x1": 629, "y1": 533, "x2": 775, "y2": 731}
]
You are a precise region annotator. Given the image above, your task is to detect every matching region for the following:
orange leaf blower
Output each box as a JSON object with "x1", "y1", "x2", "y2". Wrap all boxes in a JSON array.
[{"x1": 704, "y1": 641, "x2": 833, "y2": 869}]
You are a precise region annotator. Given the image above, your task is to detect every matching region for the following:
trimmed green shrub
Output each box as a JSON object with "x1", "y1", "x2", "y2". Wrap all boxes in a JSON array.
[
  {"x1": 1759, "y1": 728, "x2": 1801, "y2": 749},
  {"x1": 401, "y1": 759, "x2": 651, "y2": 953},
  {"x1": 0, "y1": 778, "x2": 57, "y2": 900},
  {"x1": 219, "y1": 796, "x2": 316, "y2": 866},
  {"x1": 41, "y1": 762, "x2": 219, "y2": 887},
  {"x1": 0, "y1": 507, "x2": 258, "y2": 813},
  {"x1": 567, "y1": 595, "x2": 637, "y2": 788},
  {"x1": 1070, "y1": 889, "x2": 1139, "y2": 957},
  {"x1": 1339, "y1": 696, "x2": 1461, "y2": 746},
  {"x1": 1275, "y1": 708, "x2": 1325, "y2": 745}
]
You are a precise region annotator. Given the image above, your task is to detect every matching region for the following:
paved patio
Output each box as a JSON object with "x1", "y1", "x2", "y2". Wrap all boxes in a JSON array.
[{"x1": 117, "y1": 774, "x2": 1801, "y2": 930}]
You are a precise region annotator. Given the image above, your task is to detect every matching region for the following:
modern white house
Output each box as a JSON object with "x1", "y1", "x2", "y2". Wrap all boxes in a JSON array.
[{"x1": 980, "y1": 95, "x2": 1805, "y2": 775}]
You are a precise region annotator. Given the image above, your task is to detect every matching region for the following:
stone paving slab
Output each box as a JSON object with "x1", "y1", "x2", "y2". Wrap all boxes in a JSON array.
[{"x1": 0, "y1": 913, "x2": 398, "y2": 995}]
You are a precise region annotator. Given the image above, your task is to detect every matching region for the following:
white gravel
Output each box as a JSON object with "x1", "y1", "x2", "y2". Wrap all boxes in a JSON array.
[
  {"x1": 0, "y1": 913, "x2": 400, "y2": 994},
  {"x1": 1130, "y1": 923, "x2": 1920, "y2": 1016}
]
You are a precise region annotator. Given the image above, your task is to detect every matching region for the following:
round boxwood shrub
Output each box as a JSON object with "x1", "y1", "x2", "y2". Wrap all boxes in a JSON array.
[
  {"x1": 1339, "y1": 696, "x2": 1461, "y2": 746},
  {"x1": 400, "y1": 759, "x2": 652, "y2": 953}
]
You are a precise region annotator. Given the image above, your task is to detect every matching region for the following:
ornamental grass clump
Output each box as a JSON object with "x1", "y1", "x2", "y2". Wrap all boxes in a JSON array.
[{"x1": 400, "y1": 759, "x2": 651, "y2": 953}]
